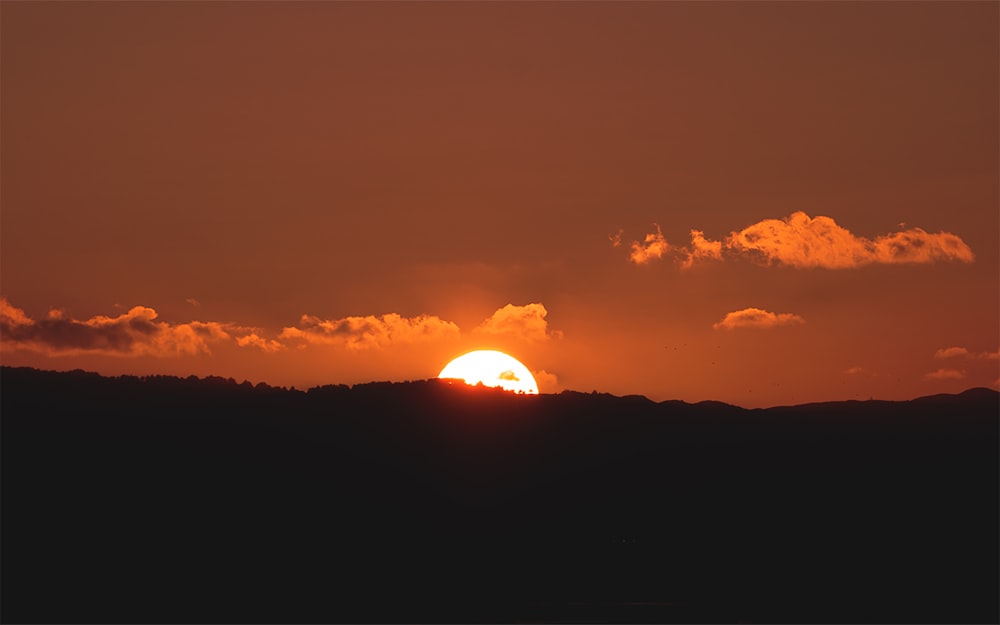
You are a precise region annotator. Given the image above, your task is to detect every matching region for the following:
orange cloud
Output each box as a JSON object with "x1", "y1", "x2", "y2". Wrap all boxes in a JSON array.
[
  {"x1": 934, "y1": 346, "x2": 970, "y2": 359},
  {"x1": 872, "y1": 229, "x2": 975, "y2": 265},
  {"x1": 713, "y1": 307, "x2": 805, "y2": 330},
  {"x1": 235, "y1": 333, "x2": 285, "y2": 353},
  {"x1": 726, "y1": 212, "x2": 974, "y2": 268},
  {"x1": 532, "y1": 369, "x2": 560, "y2": 393},
  {"x1": 0, "y1": 297, "x2": 232, "y2": 357},
  {"x1": 629, "y1": 224, "x2": 669, "y2": 264},
  {"x1": 280, "y1": 312, "x2": 460, "y2": 350},
  {"x1": 622, "y1": 212, "x2": 974, "y2": 269},
  {"x1": 924, "y1": 368, "x2": 966, "y2": 380},
  {"x1": 681, "y1": 229, "x2": 724, "y2": 269},
  {"x1": 934, "y1": 346, "x2": 999, "y2": 360},
  {"x1": 475, "y1": 303, "x2": 562, "y2": 341},
  {"x1": 609, "y1": 229, "x2": 624, "y2": 248}
]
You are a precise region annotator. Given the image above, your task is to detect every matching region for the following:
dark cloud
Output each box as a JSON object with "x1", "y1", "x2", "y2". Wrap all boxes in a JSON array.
[{"x1": 1, "y1": 298, "x2": 231, "y2": 356}]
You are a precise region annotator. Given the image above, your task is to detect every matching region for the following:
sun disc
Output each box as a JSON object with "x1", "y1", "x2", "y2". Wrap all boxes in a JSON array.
[{"x1": 438, "y1": 350, "x2": 539, "y2": 394}]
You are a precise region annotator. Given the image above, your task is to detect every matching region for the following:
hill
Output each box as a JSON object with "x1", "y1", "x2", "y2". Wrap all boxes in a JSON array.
[{"x1": 2, "y1": 366, "x2": 997, "y2": 623}]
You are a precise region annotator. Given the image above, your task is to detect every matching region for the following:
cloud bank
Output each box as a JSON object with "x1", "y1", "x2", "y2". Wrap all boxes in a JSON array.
[
  {"x1": 713, "y1": 307, "x2": 806, "y2": 330},
  {"x1": 1, "y1": 297, "x2": 233, "y2": 357},
  {"x1": 279, "y1": 313, "x2": 460, "y2": 350},
  {"x1": 934, "y1": 346, "x2": 999, "y2": 360},
  {"x1": 623, "y1": 212, "x2": 974, "y2": 269},
  {"x1": 278, "y1": 303, "x2": 562, "y2": 350},
  {"x1": 3, "y1": 298, "x2": 567, "y2": 391}
]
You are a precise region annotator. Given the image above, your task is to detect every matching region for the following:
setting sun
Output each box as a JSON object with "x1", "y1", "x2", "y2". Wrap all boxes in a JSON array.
[{"x1": 438, "y1": 350, "x2": 539, "y2": 394}]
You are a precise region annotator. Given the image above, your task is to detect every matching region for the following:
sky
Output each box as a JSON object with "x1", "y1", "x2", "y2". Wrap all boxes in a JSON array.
[{"x1": 2, "y1": 1, "x2": 997, "y2": 408}]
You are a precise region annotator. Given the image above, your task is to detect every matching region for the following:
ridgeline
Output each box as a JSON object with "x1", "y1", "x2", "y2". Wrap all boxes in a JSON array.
[{"x1": 2, "y1": 366, "x2": 997, "y2": 623}]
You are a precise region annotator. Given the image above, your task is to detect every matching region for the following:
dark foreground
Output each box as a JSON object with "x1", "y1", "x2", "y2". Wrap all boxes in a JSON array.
[{"x1": 2, "y1": 366, "x2": 997, "y2": 623}]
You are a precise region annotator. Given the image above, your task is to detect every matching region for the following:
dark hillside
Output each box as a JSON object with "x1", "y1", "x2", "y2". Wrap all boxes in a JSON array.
[{"x1": 2, "y1": 367, "x2": 997, "y2": 623}]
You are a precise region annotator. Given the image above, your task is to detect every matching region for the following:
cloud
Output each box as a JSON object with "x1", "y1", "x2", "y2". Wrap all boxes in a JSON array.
[
  {"x1": 934, "y1": 346, "x2": 999, "y2": 360},
  {"x1": 280, "y1": 312, "x2": 460, "y2": 350},
  {"x1": 622, "y1": 212, "x2": 974, "y2": 269},
  {"x1": 609, "y1": 229, "x2": 623, "y2": 248},
  {"x1": 726, "y1": 212, "x2": 975, "y2": 268},
  {"x1": 4, "y1": 298, "x2": 569, "y2": 361},
  {"x1": 532, "y1": 369, "x2": 560, "y2": 393},
  {"x1": 0, "y1": 297, "x2": 232, "y2": 357},
  {"x1": 924, "y1": 368, "x2": 966, "y2": 380},
  {"x1": 235, "y1": 333, "x2": 285, "y2": 353},
  {"x1": 629, "y1": 224, "x2": 669, "y2": 264},
  {"x1": 726, "y1": 213, "x2": 871, "y2": 268},
  {"x1": 871, "y1": 229, "x2": 975, "y2": 265},
  {"x1": 475, "y1": 303, "x2": 562, "y2": 341},
  {"x1": 934, "y1": 346, "x2": 971, "y2": 359},
  {"x1": 844, "y1": 366, "x2": 866, "y2": 375},
  {"x1": 713, "y1": 307, "x2": 805, "y2": 330},
  {"x1": 681, "y1": 230, "x2": 724, "y2": 268}
]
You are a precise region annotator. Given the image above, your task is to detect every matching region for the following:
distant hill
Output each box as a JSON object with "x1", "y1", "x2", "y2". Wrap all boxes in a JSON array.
[{"x1": 2, "y1": 366, "x2": 997, "y2": 624}]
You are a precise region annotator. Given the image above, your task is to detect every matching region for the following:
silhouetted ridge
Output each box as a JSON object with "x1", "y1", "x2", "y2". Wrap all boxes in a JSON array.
[{"x1": 2, "y1": 366, "x2": 997, "y2": 624}]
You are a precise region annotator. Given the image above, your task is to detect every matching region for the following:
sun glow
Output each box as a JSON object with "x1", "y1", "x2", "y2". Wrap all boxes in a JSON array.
[{"x1": 438, "y1": 350, "x2": 539, "y2": 394}]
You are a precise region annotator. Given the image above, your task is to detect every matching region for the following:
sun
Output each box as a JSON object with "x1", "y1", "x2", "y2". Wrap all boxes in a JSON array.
[{"x1": 438, "y1": 350, "x2": 539, "y2": 394}]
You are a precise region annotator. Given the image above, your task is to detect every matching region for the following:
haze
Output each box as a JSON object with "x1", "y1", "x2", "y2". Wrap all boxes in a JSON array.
[{"x1": 2, "y1": 2, "x2": 997, "y2": 407}]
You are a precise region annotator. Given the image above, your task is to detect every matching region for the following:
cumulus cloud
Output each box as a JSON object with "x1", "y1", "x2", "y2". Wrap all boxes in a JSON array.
[
  {"x1": 621, "y1": 212, "x2": 974, "y2": 269},
  {"x1": 3, "y1": 297, "x2": 570, "y2": 360},
  {"x1": 871, "y1": 229, "x2": 975, "y2": 265},
  {"x1": 713, "y1": 307, "x2": 805, "y2": 330},
  {"x1": 726, "y1": 212, "x2": 872, "y2": 268},
  {"x1": 235, "y1": 333, "x2": 285, "y2": 353},
  {"x1": 532, "y1": 369, "x2": 560, "y2": 393},
  {"x1": 924, "y1": 368, "x2": 966, "y2": 380},
  {"x1": 498, "y1": 370, "x2": 520, "y2": 382},
  {"x1": 279, "y1": 312, "x2": 460, "y2": 350},
  {"x1": 727, "y1": 212, "x2": 974, "y2": 268},
  {"x1": 681, "y1": 230, "x2": 724, "y2": 268},
  {"x1": 609, "y1": 229, "x2": 623, "y2": 248},
  {"x1": 0, "y1": 297, "x2": 232, "y2": 357},
  {"x1": 475, "y1": 303, "x2": 562, "y2": 341},
  {"x1": 629, "y1": 224, "x2": 669, "y2": 265}
]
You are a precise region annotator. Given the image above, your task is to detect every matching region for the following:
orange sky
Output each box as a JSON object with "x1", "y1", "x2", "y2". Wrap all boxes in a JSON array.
[{"x1": 2, "y1": 2, "x2": 997, "y2": 407}]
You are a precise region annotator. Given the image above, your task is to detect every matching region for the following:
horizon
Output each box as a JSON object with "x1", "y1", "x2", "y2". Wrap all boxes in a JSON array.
[
  {"x1": 2, "y1": 2, "x2": 997, "y2": 408},
  {"x1": 4, "y1": 361, "x2": 997, "y2": 623},
  {"x1": 3, "y1": 364, "x2": 996, "y2": 411}
]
